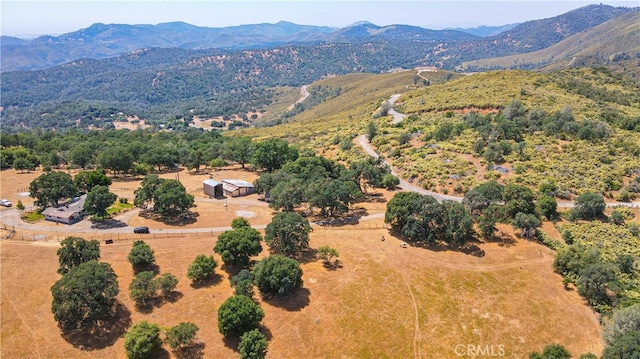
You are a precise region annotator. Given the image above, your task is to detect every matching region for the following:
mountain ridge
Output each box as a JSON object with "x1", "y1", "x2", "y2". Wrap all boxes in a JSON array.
[{"x1": 5, "y1": 4, "x2": 635, "y2": 72}]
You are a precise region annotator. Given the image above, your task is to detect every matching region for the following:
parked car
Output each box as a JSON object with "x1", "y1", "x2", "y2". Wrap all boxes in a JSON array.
[
  {"x1": 0, "y1": 199, "x2": 12, "y2": 207},
  {"x1": 133, "y1": 226, "x2": 150, "y2": 234}
]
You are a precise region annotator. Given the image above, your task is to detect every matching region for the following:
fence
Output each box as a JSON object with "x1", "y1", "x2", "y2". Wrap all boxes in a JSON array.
[{"x1": 3, "y1": 228, "x2": 217, "y2": 244}]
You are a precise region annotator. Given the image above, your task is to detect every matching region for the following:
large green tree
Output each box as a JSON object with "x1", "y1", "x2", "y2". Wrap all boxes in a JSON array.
[
  {"x1": 153, "y1": 179, "x2": 194, "y2": 216},
  {"x1": 217, "y1": 295, "x2": 264, "y2": 336},
  {"x1": 252, "y1": 255, "x2": 303, "y2": 296},
  {"x1": 214, "y1": 225, "x2": 263, "y2": 266},
  {"x1": 602, "y1": 330, "x2": 640, "y2": 359},
  {"x1": 307, "y1": 178, "x2": 361, "y2": 217},
  {"x1": 502, "y1": 184, "x2": 536, "y2": 218},
  {"x1": 99, "y1": 147, "x2": 134, "y2": 176},
  {"x1": 133, "y1": 175, "x2": 194, "y2": 216},
  {"x1": 57, "y1": 236, "x2": 101, "y2": 274},
  {"x1": 225, "y1": 136, "x2": 254, "y2": 169},
  {"x1": 511, "y1": 212, "x2": 541, "y2": 239},
  {"x1": 578, "y1": 262, "x2": 618, "y2": 308},
  {"x1": 29, "y1": 171, "x2": 78, "y2": 208},
  {"x1": 384, "y1": 192, "x2": 424, "y2": 229},
  {"x1": 386, "y1": 193, "x2": 474, "y2": 246},
  {"x1": 253, "y1": 138, "x2": 298, "y2": 172},
  {"x1": 74, "y1": 170, "x2": 112, "y2": 193},
  {"x1": 51, "y1": 260, "x2": 119, "y2": 330},
  {"x1": 69, "y1": 146, "x2": 94, "y2": 169},
  {"x1": 133, "y1": 175, "x2": 163, "y2": 209},
  {"x1": 264, "y1": 212, "x2": 312, "y2": 256},
  {"x1": 124, "y1": 321, "x2": 162, "y2": 359},
  {"x1": 571, "y1": 192, "x2": 606, "y2": 220},
  {"x1": 84, "y1": 185, "x2": 117, "y2": 220}
]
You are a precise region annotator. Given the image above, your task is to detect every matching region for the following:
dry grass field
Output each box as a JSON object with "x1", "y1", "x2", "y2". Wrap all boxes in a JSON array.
[{"x1": 0, "y1": 168, "x2": 603, "y2": 358}]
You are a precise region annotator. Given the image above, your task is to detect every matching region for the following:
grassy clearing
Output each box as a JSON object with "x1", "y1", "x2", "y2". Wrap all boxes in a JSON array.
[
  {"x1": 107, "y1": 201, "x2": 135, "y2": 216},
  {"x1": 20, "y1": 210, "x2": 44, "y2": 223}
]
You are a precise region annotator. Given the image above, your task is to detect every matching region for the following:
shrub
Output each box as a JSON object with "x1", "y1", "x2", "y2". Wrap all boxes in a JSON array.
[
  {"x1": 124, "y1": 321, "x2": 162, "y2": 359},
  {"x1": 187, "y1": 255, "x2": 217, "y2": 283},
  {"x1": 239, "y1": 329, "x2": 268, "y2": 359},
  {"x1": 252, "y1": 255, "x2": 303, "y2": 296},
  {"x1": 217, "y1": 295, "x2": 264, "y2": 336}
]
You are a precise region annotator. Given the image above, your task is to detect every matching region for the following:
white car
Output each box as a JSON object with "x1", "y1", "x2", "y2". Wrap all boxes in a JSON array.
[{"x1": 0, "y1": 199, "x2": 12, "y2": 207}]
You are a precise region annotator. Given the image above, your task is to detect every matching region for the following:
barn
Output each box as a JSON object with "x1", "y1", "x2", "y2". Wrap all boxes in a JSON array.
[
  {"x1": 222, "y1": 179, "x2": 254, "y2": 197},
  {"x1": 203, "y1": 179, "x2": 224, "y2": 198}
]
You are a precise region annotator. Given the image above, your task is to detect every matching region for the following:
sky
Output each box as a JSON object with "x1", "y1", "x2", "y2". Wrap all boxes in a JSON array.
[{"x1": 1, "y1": 0, "x2": 637, "y2": 37}]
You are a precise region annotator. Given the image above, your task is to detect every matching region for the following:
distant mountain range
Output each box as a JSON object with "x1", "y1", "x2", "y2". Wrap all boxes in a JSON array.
[
  {"x1": 448, "y1": 24, "x2": 519, "y2": 37},
  {"x1": 460, "y1": 11, "x2": 640, "y2": 72},
  {"x1": 1, "y1": 20, "x2": 482, "y2": 72},
  {"x1": 1, "y1": 4, "x2": 638, "y2": 131},
  {"x1": 2, "y1": 4, "x2": 635, "y2": 72}
]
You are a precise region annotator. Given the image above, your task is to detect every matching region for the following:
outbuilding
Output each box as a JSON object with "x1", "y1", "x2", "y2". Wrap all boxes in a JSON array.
[
  {"x1": 222, "y1": 179, "x2": 254, "y2": 197},
  {"x1": 203, "y1": 179, "x2": 224, "y2": 198}
]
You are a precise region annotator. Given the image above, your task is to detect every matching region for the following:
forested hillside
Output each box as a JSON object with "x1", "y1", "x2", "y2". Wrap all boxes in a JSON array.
[
  {"x1": 460, "y1": 12, "x2": 640, "y2": 72},
  {"x1": 1, "y1": 5, "x2": 636, "y2": 132}
]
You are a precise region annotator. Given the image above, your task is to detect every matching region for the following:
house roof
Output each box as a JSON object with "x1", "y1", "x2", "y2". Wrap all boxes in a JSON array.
[
  {"x1": 222, "y1": 179, "x2": 253, "y2": 188},
  {"x1": 203, "y1": 179, "x2": 223, "y2": 187},
  {"x1": 42, "y1": 194, "x2": 86, "y2": 218}
]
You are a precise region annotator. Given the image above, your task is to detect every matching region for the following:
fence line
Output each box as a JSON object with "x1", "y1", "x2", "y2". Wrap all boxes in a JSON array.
[
  {"x1": 10, "y1": 230, "x2": 217, "y2": 244},
  {"x1": 315, "y1": 222, "x2": 389, "y2": 231}
]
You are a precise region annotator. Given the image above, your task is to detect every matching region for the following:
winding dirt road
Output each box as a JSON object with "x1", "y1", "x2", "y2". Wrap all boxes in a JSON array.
[{"x1": 357, "y1": 94, "x2": 640, "y2": 209}]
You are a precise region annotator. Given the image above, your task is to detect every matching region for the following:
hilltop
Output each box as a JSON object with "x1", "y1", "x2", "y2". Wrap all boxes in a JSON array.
[{"x1": 460, "y1": 12, "x2": 640, "y2": 72}]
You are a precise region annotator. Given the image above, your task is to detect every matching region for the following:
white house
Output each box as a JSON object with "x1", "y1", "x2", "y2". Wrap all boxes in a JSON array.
[{"x1": 42, "y1": 195, "x2": 87, "y2": 224}]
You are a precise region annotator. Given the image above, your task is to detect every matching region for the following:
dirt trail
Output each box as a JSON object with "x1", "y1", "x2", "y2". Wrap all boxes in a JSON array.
[
  {"x1": 387, "y1": 94, "x2": 406, "y2": 124},
  {"x1": 358, "y1": 97, "x2": 640, "y2": 208},
  {"x1": 285, "y1": 85, "x2": 309, "y2": 111}
]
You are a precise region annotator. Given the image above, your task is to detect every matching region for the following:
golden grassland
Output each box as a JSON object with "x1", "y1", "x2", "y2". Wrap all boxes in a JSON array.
[{"x1": 0, "y1": 167, "x2": 604, "y2": 358}]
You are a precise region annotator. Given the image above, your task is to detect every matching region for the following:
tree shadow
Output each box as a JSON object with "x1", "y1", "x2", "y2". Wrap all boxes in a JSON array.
[
  {"x1": 294, "y1": 248, "x2": 318, "y2": 264},
  {"x1": 258, "y1": 324, "x2": 273, "y2": 341},
  {"x1": 483, "y1": 232, "x2": 517, "y2": 247},
  {"x1": 164, "y1": 290, "x2": 184, "y2": 303},
  {"x1": 322, "y1": 259, "x2": 344, "y2": 271},
  {"x1": 134, "y1": 291, "x2": 184, "y2": 313},
  {"x1": 364, "y1": 192, "x2": 388, "y2": 203},
  {"x1": 401, "y1": 237, "x2": 486, "y2": 258},
  {"x1": 153, "y1": 348, "x2": 171, "y2": 359},
  {"x1": 223, "y1": 335, "x2": 241, "y2": 352},
  {"x1": 174, "y1": 342, "x2": 206, "y2": 359},
  {"x1": 133, "y1": 263, "x2": 160, "y2": 275},
  {"x1": 139, "y1": 210, "x2": 199, "y2": 226},
  {"x1": 61, "y1": 301, "x2": 131, "y2": 350},
  {"x1": 91, "y1": 218, "x2": 127, "y2": 229},
  {"x1": 190, "y1": 273, "x2": 222, "y2": 289},
  {"x1": 221, "y1": 263, "x2": 245, "y2": 279},
  {"x1": 262, "y1": 287, "x2": 310, "y2": 311}
]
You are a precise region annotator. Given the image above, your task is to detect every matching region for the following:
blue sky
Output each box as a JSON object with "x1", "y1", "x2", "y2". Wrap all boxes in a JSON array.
[{"x1": 1, "y1": 0, "x2": 637, "y2": 37}]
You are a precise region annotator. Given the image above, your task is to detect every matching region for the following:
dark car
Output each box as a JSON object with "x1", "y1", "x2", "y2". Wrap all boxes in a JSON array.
[{"x1": 133, "y1": 226, "x2": 150, "y2": 234}]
